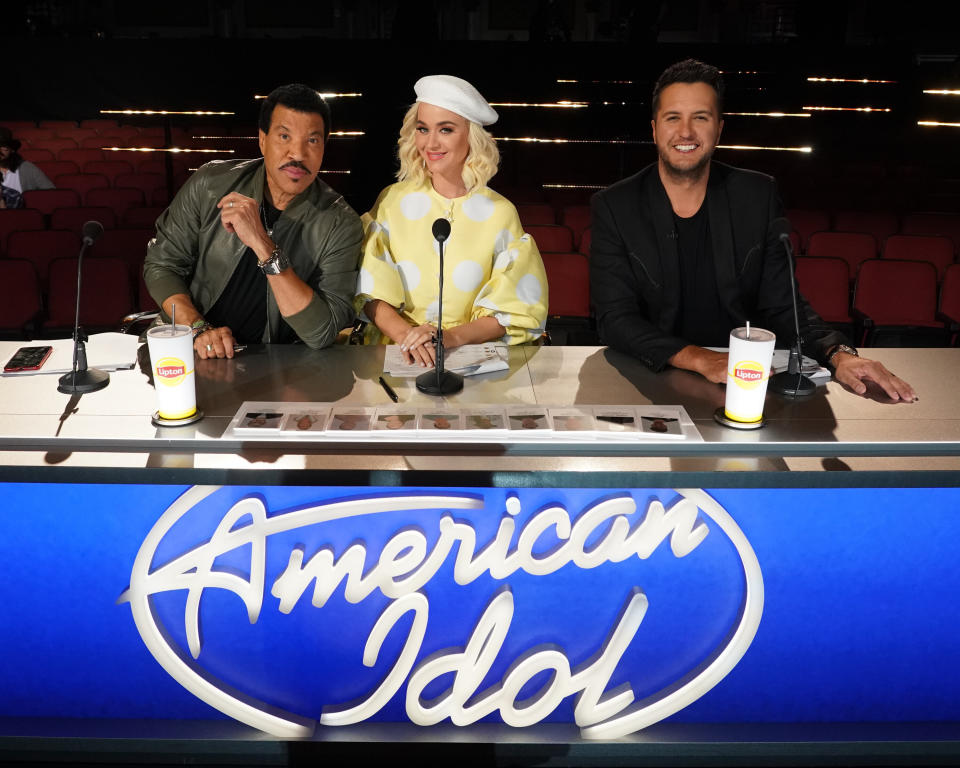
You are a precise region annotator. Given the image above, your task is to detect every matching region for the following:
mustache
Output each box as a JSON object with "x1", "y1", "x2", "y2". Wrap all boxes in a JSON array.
[{"x1": 280, "y1": 160, "x2": 311, "y2": 173}]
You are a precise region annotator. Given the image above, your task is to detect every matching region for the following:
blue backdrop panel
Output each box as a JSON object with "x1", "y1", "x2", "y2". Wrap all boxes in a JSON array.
[{"x1": 0, "y1": 484, "x2": 957, "y2": 727}]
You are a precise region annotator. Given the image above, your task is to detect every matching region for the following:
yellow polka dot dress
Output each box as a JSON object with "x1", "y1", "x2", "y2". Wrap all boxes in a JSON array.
[{"x1": 356, "y1": 180, "x2": 548, "y2": 345}]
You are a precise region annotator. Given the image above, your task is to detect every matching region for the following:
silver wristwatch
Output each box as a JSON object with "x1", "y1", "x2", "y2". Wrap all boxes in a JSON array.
[
  {"x1": 828, "y1": 344, "x2": 859, "y2": 368},
  {"x1": 258, "y1": 246, "x2": 290, "y2": 275}
]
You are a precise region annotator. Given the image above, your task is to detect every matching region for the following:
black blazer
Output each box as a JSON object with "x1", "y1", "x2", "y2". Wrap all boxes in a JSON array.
[{"x1": 590, "y1": 161, "x2": 845, "y2": 371}]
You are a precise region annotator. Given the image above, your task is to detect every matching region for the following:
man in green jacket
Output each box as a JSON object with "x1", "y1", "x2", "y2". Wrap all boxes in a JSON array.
[{"x1": 144, "y1": 83, "x2": 362, "y2": 358}]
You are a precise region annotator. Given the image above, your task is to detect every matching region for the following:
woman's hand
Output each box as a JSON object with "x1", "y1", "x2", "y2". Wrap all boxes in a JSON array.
[{"x1": 398, "y1": 323, "x2": 437, "y2": 367}]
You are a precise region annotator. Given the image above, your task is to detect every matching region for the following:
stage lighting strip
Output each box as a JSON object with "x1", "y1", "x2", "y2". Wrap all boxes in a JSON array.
[
  {"x1": 542, "y1": 183, "x2": 605, "y2": 190},
  {"x1": 556, "y1": 79, "x2": 633, "y2": 84},
  {"x1": 490, "y1": 102, "x2": 587, "y2": 108},
  {"x1": 807, "y1": 77, "x2": 897, "y2": 84},
  {"x1": 802, "y1": 106, "x2": 892, "y2": 112},
  {"x1": 496, "y1": 137, "x2": 811, "y2": 152},
  {"x1": 918, "y1": 121, "x2": 960, "y2": 127},
  {"x1": 100, "y1": 110, "x2": 234, "y2": 116},
  {"x1": 254, "y1": 93, "x2": 362, "y2": 99},
  {"x1": 923, "y1": 90, "x2": 960, "y2": 96},
  {"x1": 104, "y1": 147, "x2": 234, "y2": 153},
  {"x1": 193, "y1": 131, "x2": 365, "y2": 140},
  {"x1": 725, "y1": 112, "x2": 810, "y2": 118}
]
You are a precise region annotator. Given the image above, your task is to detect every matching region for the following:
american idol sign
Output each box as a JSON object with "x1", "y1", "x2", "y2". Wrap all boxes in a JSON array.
[{"x1": 119, "y1": 486, "x2": 763, "y2": 738}]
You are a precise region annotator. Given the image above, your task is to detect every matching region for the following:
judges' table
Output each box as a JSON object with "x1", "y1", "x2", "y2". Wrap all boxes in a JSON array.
[{"x1": 1, "y1": 344, "x2": 959, "y2": 765}]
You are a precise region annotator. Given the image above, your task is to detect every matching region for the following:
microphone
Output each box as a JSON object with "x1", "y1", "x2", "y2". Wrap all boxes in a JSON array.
[
  {"x1": 82, "y1": 220, "x2": 104, "y2": 247},
  {"x1": 416, "y1": 217, "x2": 464, "y2": 396},
  {"x1": 768, "y1": 218, "x2": 816, "y2": 397},
  {"x1": 432, "y1": 217, "x2": 451, "y2": 243},
  {"x1": 57, "y1": 220, "x2": 110, "y2": 395}
]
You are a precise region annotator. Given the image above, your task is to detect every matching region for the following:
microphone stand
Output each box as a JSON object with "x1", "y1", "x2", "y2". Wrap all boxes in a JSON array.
[
  {"x1": 58, "y1": 224, "x2": 109, "y2": 395},
  {"x1": 769, "y1": 231, "x2": 815, "y2": 397},
  {"x1": 417, "y1": 219, "x2": 463, "y2": 395}
]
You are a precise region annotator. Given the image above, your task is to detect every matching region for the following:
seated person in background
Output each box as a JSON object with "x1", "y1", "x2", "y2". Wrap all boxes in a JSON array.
[
  {"x1": 0, "y1": 127, "x2": 54, "y2": 208},
  {"x1": 590, "y1": 59, "x2": 916, "y2": 402},
  {"x1": 356, "y1": 75, "x2": 548, "y2": 366},
  {"x1": 143, "y1": 84, "x2": 362, "y2": 358}
]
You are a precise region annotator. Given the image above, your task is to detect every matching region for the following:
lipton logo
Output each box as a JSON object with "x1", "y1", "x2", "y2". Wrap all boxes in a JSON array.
[
  {"x1": 155, "y1": 357, "x2": 187, "y2": 385},
  {"x1": 119, "y1": 488, "x2": 763, "y2": 740},
  {"x1": 731, "y1": 360, "x2": 765, "y2": 389}
]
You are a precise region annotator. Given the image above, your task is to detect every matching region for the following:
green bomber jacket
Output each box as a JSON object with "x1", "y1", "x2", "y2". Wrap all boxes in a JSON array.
[{"x1": 143, "y1": 158, "x2": 362, "y2": 349}]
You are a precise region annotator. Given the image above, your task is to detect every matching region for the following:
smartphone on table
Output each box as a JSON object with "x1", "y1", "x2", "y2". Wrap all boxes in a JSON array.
[{"x1": 4, "y1": 345, "x2": 53, "y2": 372}]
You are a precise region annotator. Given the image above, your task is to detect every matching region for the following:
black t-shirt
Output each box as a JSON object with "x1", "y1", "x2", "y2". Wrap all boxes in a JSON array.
[
  {"x1": 673, "y1": 205, "x2": 736, "y2": 347},
  {"x1": 204, "y1": 199, "x2": 289, "y2": 344}
]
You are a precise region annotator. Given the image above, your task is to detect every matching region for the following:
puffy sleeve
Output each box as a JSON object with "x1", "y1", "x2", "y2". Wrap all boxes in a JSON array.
[
  {"x1": 355, "y1": 188, "x2": 407, "y2": 317},
  {"x1": 471, "y1": 204, "x2": 549, "y2": 345}
]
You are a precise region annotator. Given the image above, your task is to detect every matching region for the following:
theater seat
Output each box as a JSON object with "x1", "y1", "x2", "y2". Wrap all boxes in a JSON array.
[
  {"x1": 0, "y1": 209, "x2": 45, "y2": 253},
  {"x1": 6, "y1": 229, "x2": 82, "y2": 284},
  {"x1": 561, "y1": 205, "x2": 591, "y2": 249},
  {"x1": 807, "y1": 231, "x2": 877, "y2": 284},
  {"x1": 939, "y1": 264, "x2": 960, "y2": 347},
  {"x1": 87, "y1": 188, "x2": 145, "y2": 217},
  {"x1": 882, "y1": 234, "x2": 955, "y2": 282},
  {"x1": 44, "y1": 257, "x2": 133, "y2": 331},
  {"x1": 795, "y1": 256, "x2": 854, "y2": 337},
  {"x1": 22, "y1": 189, "x2": 82, "y2": 216},
  {"x1": 526, "y1": 225, "x2": 574, "y2": 253},
  {"x1": 516, "y1": 203, "x2": 557, "y2": 227},
  {"x1": 50, "y1": 207, "x2": 117, "y2": 233},
  {"x1": 833, "y1": 210, "x2": 899, "y2": 242},
  {"x1": 0, "y1": 259, "x2": 43, "y2": 337},
  {"x1": 53, "y1": 173, "x2": 110, "y2": 204},
  {"x1": 785, "y1": 208, "x2": 830, "y2": 251},
  {"x1": 541, "y1": 252, "x2": 597, "y2": 345},
  {"x1": 853, "y1": 259, "x2": 945, "y2": 347}
]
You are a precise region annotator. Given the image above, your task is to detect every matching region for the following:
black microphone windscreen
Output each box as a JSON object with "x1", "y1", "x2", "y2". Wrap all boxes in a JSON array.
[
  {"x1": 769, "y1": 216, "x2": 792, "y2": 240},
  {"x1": 432, "y1": 218, "x2": 451, "y2": 242},
  {"x1": 82, "y1": 220, "x2": 104, "y2": 244}
]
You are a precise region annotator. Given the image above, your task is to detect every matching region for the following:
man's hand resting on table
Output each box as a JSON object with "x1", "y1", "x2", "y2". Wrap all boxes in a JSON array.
[
  {"x1": 831, "y1": 352, "x2": 917, "y2": 402},
  {"x1": 669, "y1": 345, "x2": 728, "y2": 384}
]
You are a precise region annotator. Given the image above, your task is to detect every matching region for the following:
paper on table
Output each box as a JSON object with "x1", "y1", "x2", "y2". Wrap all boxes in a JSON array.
[
  {"x1": 383, "y1": 342, "x2": 509, "y2": 378},
  {"x1": 1, "y1": 333, "x2": 140, "y2": 376}
]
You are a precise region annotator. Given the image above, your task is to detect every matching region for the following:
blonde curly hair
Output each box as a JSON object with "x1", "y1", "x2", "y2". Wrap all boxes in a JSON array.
[{"x1": 396, "y1": 102, "x2": 500, "y2": 192}]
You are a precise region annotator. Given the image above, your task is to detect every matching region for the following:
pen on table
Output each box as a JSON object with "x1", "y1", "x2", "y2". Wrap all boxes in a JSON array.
[
  {"x1": 378, "y1": 376, "x2": 399, "y2": 402},
  {"x1": 232, "y1": 345, "x2": 247, "y2": 353}
]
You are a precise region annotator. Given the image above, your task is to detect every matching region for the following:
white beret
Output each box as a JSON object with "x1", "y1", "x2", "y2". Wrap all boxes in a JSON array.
[{"x1": 414, "y1": 75, "x2": 499, "y2": 126}]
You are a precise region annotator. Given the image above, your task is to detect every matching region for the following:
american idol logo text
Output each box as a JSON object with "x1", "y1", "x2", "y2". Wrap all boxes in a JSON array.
[{"x1": 119, "y1": 487, "x2": 763, "y2": 739}]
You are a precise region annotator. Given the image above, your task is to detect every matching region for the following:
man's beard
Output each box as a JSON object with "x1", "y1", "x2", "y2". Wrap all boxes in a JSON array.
[{"x1": 658, "y1": 148, "x2": 712, "y2": 183}]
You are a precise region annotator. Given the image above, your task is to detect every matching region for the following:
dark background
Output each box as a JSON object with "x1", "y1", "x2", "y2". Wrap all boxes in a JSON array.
[{"x1": 5, "y1": 0, "x2": 959, "y2": 214}]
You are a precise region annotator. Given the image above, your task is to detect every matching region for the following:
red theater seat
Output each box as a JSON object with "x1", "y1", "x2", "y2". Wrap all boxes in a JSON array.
[
  {"x1": 90, "y1": 228, "x2": 152, "y2": 280},
  {"x1": 0, "y1": 259, "x2": 43, "y2": 335},
  {"x1": 34, "y1": 160, "x2": 80, "y2": 179},
  {"x1": 116, "y1": 173, "x2": 166, "y2": 200},
  {"x1": 516, "y1": 203, "x2": 557, "y2": 227},
  {"x1": 6, "y1": 229, "x2": 81, "y2": 284},
  {"x1": 542, "y1": 252, "x2": 590, "y2": 318},
  {"x1": 53, "y1": 173, "x2": 110, "y2": 204},
  {"x1": 807, "y1": 231, "x2": 877, "y2": 284},
  {"x1": 122, "y1": 207, "x2": 164, "y2": 229},
  {"x1": 50, "y1": 207, "x2": 117, "y2": 233},
  {"x1": 785, "y1": 208, "x2": 831, "y2": 251},
  {"x1": 0, "y1": 209, "x2": 45, "y2": 252},
  {"x1": 882, "y1": 235, "x2": 955, "y2": 281},
  {"x1": 59, "y1": 148, "x2": 106, "y2": 168},
  {"x1": 83, "y1": 160, "x2": 135, "y2": 183},
  {"x1": 795, "y1": 256, "x2": 853, "y2": 324},
  {"x1": 45, "y1": 257, "x2": 133, "y2": 330},
  {"x1": 561, "y1": 205, "x2": 592, "y2": 248},
  {"x1": 853, "y1": 259, "x2": 944, "y2": 346},
  {"x1": 833, "y1": 210, "x2": 899, "y2": 242},
  {"x1": 86, "y1": 188, "x2": 145, "y2": 217},
  {"x1": 940, "y1": 264, "x2": 960, "y2": 346},
  {"x1": 526, "y1": 225, "x2": 574, "y2": 253},
  {"x1": 901, "y1": 213, "x2": 960, "y2": 254},
  {"x1": 20, "y1": 148, "x2": 55, "y2": 163},
  {"x1": 21, "y1": 189, "x2": 81, "y2": 216}
]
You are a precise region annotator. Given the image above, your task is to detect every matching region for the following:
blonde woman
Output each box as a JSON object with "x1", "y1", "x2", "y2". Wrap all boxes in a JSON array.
[{"x1": 356, "y1": 75, "x2": 548, "y2": 366}]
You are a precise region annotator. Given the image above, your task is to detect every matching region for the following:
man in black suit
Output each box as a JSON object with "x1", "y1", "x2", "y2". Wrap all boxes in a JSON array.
[{"x1": 590, "y1": 59, "x2": 915, "y2": 402}]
